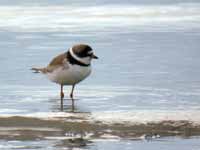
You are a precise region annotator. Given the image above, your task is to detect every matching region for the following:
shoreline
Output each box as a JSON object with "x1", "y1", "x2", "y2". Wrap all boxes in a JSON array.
[{"x1": 0, "y1": 116, "x2": 200, "y2": 141}]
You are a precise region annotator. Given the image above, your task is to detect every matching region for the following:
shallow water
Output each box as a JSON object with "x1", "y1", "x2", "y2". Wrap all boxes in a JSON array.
[{"x1": 0, "y1": 0, "x2": 200, "y2": 149}]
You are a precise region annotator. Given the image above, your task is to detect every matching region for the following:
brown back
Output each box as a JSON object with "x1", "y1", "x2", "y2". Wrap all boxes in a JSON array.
[{"x1": 48, "y1": 52, "x2": 67, "y2": 67}]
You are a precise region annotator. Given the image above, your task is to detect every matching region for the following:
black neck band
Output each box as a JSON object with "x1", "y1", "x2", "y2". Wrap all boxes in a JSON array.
[{"x1": 66, "y1": 52, "x2": 90, "y2": 67}]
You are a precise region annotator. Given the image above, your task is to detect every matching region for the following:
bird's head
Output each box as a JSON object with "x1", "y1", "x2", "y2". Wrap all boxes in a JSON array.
[{"x1": 69, "y1": 44, "x2": 98, "y2": 65}]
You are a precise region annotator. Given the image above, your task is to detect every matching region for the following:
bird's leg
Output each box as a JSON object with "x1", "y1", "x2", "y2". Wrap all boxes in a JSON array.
[
  {"x1": 60, "y1": 84, "x2": 64, "y2": 110},
  {"x1": 70, "y1": 85, "x2": 75, "y2": 99},
  {"x1": 70, "y1": 85, "x2": 75, "y2": 110},
  {"x1": 60, "y1": 84, "x2": 65, "y2": 99}
]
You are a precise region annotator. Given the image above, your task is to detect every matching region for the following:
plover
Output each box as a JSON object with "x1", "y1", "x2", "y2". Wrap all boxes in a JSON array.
[{"x1": 32, "y1": 44, "x2": 98, "y2": 109}]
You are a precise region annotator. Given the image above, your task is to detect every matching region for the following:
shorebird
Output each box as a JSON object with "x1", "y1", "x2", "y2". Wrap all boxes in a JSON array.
[{"x1": 32, "y1": 44, "x2": 98, "y2": 110}]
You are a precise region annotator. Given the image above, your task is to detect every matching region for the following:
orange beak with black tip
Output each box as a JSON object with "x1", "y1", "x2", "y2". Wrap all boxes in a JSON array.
[{"x1": 92, "y1": 53, "x2": 98, "y2": 59}]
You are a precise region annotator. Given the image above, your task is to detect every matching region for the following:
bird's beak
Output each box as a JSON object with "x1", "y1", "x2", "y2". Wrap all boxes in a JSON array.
[{"x1": 92, "y1": 54, "x2": 98, "y2": 59}]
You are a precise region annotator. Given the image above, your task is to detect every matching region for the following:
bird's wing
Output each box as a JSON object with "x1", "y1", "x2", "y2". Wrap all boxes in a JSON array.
[{"x1": 46, "y1": 52, "x2": 69, "y2": 72}]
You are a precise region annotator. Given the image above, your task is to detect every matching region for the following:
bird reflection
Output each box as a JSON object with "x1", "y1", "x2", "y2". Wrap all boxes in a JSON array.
[{"x1": 49, "y1": 98, "x2": 79, "y2": 113}]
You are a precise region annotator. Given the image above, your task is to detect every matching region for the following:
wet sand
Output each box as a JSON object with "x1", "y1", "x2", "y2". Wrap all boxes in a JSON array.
[
  {"x1": 0, "y1": 116, "x2": 200, "y2": 140},
  {"x1": 0, "y1": 115, "x2": 199, "y2": 149}
]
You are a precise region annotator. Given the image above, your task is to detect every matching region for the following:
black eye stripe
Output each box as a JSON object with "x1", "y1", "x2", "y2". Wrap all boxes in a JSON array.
[{"x1": 87, "y1": 53, "x2": 92, "y2": 57}]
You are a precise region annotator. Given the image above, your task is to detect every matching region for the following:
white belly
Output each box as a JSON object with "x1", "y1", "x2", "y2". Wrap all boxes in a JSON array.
[{"x1": 46, "y1": 64, "x2": 91, "y2": 85}]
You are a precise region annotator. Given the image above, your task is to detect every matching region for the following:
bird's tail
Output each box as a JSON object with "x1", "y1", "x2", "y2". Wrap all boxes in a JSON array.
[{"x1": 31, "y1": 67, "x2": 46, "y2": 73}]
